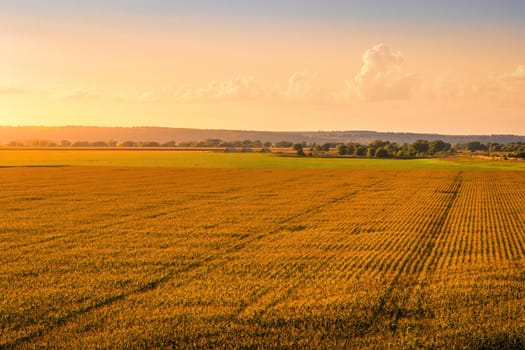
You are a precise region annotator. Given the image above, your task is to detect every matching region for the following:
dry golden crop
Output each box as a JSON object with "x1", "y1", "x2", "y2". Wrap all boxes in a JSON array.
[{"x1": 1, "y1": 167, "x2": 524, "y2": 348}]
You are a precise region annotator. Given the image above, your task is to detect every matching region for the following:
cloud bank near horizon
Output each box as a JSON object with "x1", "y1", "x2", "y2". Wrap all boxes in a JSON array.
[{"x1": 36, "y1": 44, "x2": 521, "y2": 110}]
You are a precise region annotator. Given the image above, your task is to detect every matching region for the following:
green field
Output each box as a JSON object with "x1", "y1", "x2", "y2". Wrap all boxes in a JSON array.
[{"x1": 1, "y1": 149, "x2": 524, "y2": 170}]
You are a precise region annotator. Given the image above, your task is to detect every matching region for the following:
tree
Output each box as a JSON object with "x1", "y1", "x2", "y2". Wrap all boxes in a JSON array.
[
  {"x1": 30, "y1": 139, "x2": 55, "y2": 147},
  {"x1": 8, "y1": 140, "x2": 24, "y2": 147},
  {"x1": 489, "y1": 143, "x2": 501, "y2": 152},
  {"x1": 346, "y1": 143, "x2": 356, "y2": 155},
  {"x1": 354, "y1": 145, "x2": 366, "y2": 156},
  {"x1": 466, "y1": 141, "x2": 486, "y2": 152},
  {"x1": 410, "y1": 140, "x2": 430, "y2": 155},
  {"x1": 375, "y1": 147, "x2": 389, "y2": 158},
  {"x1": 178, "y1": 141, "x2": 196, "y2": 147},
  {"x1": 512, "y1": 151, "x2": 525, "y2": 159},
  {"x1": 369, "y1": 140, "x2": 389, "y2": 149},
  {"x1": 221, "y1": 140, "x2": 242, "y2": 147},
  {"x1": 293, "y1": 143, "x2": 305, "y2": 156},
  {"x1": 141, "y1": 141, "x2": 160, "y2": 147},
  {"x1": 429, "y1": 140, "x2": 450, "y2": 154},
  {"x1": 275, "y1": 141, "x2": 293, "y2": 148},
  {"x1": 337, "y1": 144, "x2": 348, "y2": 155},
  {"x1": 119, "y1": 140, "x2": 137, "y2": 147},
  {"x1": 161, "y1": 140, "x2": 177, "y2": 147},
  {"x1": 205, "y1": 139, "x2": 222, "y2": 147},
  {"x1": 320, "y1": 143, "x2": 332, "y2": 152}
]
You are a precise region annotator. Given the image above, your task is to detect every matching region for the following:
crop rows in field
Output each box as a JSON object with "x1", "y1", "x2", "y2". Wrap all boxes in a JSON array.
[{"x1": 1, "y1": 167, "x2": 524, "y2": 348}]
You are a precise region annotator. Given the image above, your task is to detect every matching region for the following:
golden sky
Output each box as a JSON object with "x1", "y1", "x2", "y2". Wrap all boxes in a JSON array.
[{"x1": 1, "y1": 1, "x2": 525, "y2": 134}]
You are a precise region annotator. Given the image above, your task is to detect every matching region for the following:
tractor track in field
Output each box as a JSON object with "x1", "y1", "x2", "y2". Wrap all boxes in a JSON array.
[
  {"x1": 232, "y1": 254, "x2": 334, "y2": 320},
  {"x1": 362, "y1": 171, "x2": 463, "y2": 335},
  {"x1": 229, "y1": 179, "x2": 389, "y2": 319},
  {"x1": 2, "y1": 177, "x2": 386, "y2": 348},
  {"x1": 0, "y1": 174, "x2": 302, "y2": 254}
]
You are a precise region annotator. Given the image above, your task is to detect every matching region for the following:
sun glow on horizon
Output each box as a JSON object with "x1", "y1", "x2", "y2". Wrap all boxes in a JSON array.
[{"x1": 1, "y1": 1, "x2": 524, "y2": 134}]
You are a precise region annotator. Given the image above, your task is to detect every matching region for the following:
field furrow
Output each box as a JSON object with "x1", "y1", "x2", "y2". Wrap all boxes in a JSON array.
[{"x1": 1, "y1": 167, "x2": 524, "y2": 348}]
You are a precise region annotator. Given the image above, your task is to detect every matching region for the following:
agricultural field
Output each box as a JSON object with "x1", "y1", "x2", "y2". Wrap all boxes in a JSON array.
[{"x1": 1, "y1": 165, "x2": 525, "y2": 349}]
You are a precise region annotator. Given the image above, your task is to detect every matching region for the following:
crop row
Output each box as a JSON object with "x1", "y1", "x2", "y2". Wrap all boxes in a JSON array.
[{"x1": 1, "y1": 167, "x2": 524, "y2": 348}]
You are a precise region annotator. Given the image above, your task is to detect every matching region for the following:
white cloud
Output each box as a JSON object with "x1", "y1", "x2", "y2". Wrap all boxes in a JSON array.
[
  {"x1": 284, "y1": 72, "x2": 319, "y2": 100},
  {"x1": 510, "y1": 65, "x2": 525, "y2": 80},
  {"x1": 174, "y1": 77, "x2": 263, "y2": 101},
  {"x1": 138, "y1": 89, "x2": 171, "y2": 102},
  {"x1": 429, "y1": 65, "x2": 525, "y2": 106},
  {"x1": 55, "y1": 89, "x2": 102, "y2": 101},
  {"x1": 352, "y1": 43, "x2": 418, "y2": 101},
  {"x1": 139, "y1": 74, "x2": 336, "y2": 105},
  {"x1": 0, "y1": 87, "x2": 27, "y2": 94},
  {"x1": 139, "y1": 77, "x2": 265, "y2": 103},
  {"x1": 482, "y1": 65, "x2": 525, "y2": 105},
  {"x1": 277, "y1": 72, "x2": 338, "y2": 105},
  {"x1": 430, "y1": 74, "x2": 471, "y2": 99}
]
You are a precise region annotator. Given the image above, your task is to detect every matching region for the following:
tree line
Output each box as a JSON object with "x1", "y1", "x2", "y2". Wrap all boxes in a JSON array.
[
  {"x1": 6, "y1": 139, "x2": 176, "y2": 148},
  {"x1": 290, "y1": 139, "x2": 452, "y2": 158},
  {"x1": 4, "y1": 138, "x2": 525, "y2": 159},
  {"x1": 5, "y1": 138, "x2": 292, "y2": 149},
  {"x1": 293, "y1": 140, "x2": 525, "y2": 159},
  {"x1": 6, "y1": 139, "x2": 268, "y2": 148}
]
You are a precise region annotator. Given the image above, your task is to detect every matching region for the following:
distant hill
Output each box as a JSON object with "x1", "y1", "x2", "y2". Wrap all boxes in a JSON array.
[{"x1": 1, "y1": 126, "x2": 524, "y2": 145}]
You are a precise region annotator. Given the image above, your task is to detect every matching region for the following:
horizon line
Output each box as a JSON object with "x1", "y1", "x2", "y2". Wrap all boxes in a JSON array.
[{"x1": 1, "y1": 125, "x2": 524, "y2": 138}]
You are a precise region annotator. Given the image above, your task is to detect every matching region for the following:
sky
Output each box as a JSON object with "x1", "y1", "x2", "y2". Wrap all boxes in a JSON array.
[{"x1": 1, "y1": 1, "x2": 525, "y2": 134}]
